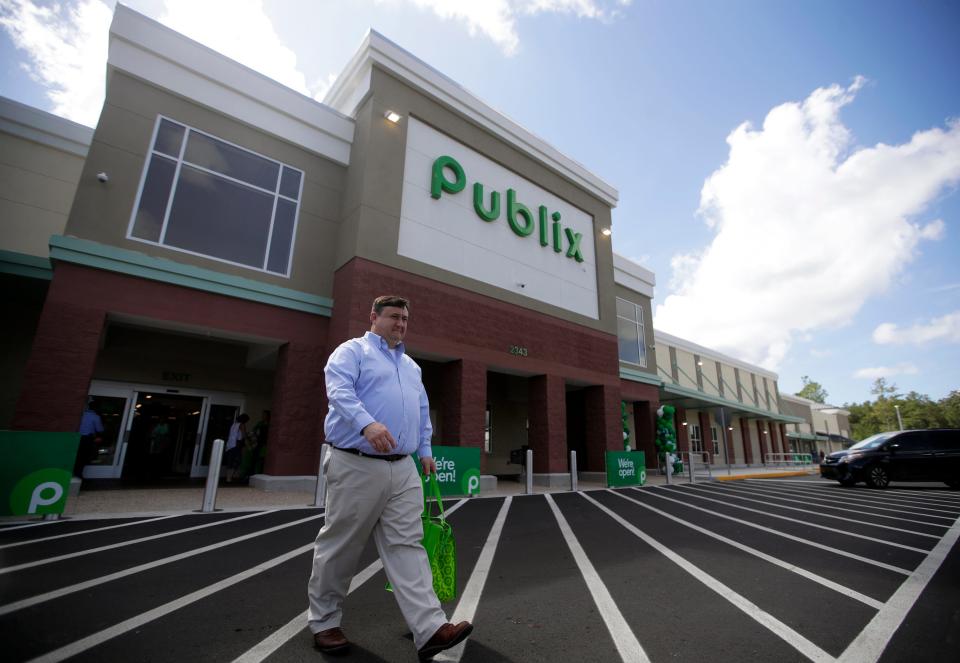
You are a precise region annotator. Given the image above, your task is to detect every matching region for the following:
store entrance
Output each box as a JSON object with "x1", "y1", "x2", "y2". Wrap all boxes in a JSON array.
[{"x1": 125, "y1": 392, "x2": 204, "y2": 480}]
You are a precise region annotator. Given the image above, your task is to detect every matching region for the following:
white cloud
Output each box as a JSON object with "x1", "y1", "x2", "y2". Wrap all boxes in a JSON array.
[
  {"x1": 872, "y1": 311, "x2": 960, "y2": 345},
  {"x1": 853, "y1": 363, "x2": 919, "y2": 379},
  {"x1": 389, "y1": 0, "x2": 630, "y2": 56},
  {"x1": 654, "y1": 77, "x2": 960, "y2": 369},
  {"x1": 0, "y1": 0, "x2": 113, "y2": 126},
  {"x1": 158, "y1": 0, "x2": 320, "y2": 98}
]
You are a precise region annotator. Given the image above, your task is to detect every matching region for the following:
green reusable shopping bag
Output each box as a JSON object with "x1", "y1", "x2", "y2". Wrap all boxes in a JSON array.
[
  {"x1": 384, "y1": 474, "x2": 457, "y2": 601},
  {"x1": 422, "y1": 474, "x2": 457, "y2": 601}
]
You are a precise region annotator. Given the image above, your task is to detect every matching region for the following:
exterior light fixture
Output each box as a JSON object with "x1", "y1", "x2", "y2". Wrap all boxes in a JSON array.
[
  {"x1": 384, "y1": 110, "x2": 401, "y2": 123},
  {"x1": 728, "y1": 426, "x2": 733, "y2": 431},
  {"x1": 697, "y1": 361, "x2": 703, "y2": 366},
  {"x1": 681, "y1": 421, "x2": 688, "y2": 426},
  {"x1": 600, "y1": 227, "x2": 612, "y2": 236}
]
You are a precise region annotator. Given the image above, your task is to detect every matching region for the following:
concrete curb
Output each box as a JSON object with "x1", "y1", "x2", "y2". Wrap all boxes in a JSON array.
[{"x1": 714, "y1": 470, "x2": 817, "y2": 481}]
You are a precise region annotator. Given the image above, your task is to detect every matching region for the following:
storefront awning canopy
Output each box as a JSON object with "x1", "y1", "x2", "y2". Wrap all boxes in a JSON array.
[{"x1": 659, "y1": 383, "x2": 806, "y2": 424}]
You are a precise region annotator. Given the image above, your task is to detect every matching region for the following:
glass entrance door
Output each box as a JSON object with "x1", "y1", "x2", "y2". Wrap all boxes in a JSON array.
[
  {"x1": 81, "y1": 385, "x2": 133, "y2": 479},
  {"x1": 190, "y1": 400, "x2": 243, "y2": 478},
  {"x1": 126, "y1": 392, "x2": 204, "y2": 480}
]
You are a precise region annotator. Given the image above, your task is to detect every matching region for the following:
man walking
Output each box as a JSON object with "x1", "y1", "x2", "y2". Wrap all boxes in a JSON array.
[{"x1": 308, "y1": 295, "x2": 473, "y2": 659}]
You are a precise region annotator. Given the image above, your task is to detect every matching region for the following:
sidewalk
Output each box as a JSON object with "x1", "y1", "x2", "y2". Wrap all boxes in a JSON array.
[{"x1": 42, "y1": 465, "x2": 819, "y2": 520}]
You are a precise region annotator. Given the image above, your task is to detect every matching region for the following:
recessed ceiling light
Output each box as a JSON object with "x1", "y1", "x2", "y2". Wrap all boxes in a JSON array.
[{"x1": 384, "y1": 110, "x2": 401, "y2": 123}]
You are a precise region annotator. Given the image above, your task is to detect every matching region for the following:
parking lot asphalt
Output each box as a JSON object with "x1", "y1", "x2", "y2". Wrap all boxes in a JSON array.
[{"x1": 1, "y1": 477, "x2": 958, "y2": 662}]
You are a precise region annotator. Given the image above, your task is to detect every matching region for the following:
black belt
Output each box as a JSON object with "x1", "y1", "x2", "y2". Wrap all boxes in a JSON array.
[{"x1": 333, "y1": 446, "x2": 407, "y2": 462}]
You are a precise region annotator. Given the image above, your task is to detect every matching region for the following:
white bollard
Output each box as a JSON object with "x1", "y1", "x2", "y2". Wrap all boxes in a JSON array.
[
  {"x1": 570, "y1": 450, "x2": 578, "y2": 492},
  {"x1": 526, "y1": 448, "x2": 533, "y2": 495},
  {"x1": 665, "y1": 452, "x2": 673, "y2": 485},
  {"x1": 201, "y1": 438, "x2": 225, "y2": 512},
  {"x1": 313, "y1": 444, "x2": 329, "y2": 508},
  {"x1": 688, "y1": 452, "x2": 695, "y2": 484}
]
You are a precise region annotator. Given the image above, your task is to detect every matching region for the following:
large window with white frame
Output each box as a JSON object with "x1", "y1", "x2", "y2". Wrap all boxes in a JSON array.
[
  {"x1": 689, "y1": 423, "x2": 703, "y2": 454},
  {"x1": 711, "y1": 425, "x2": 721, "y2": 456},
  {"x1": 128, "y1": 116, "x2": 304, "y2": 277},
  {"x1": 616, "y1": 297, "x2": 647, "y2": 367}
]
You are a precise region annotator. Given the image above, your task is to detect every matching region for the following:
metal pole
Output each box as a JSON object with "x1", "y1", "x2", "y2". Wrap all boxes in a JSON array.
[
  {"x1": 688, "y1": 452, "x2": 695, "y2": 484},
  {"x1": 720, "y1": 408, "x2": 732, "y2": 475},
  {"x1": 894, "y1": 405, "x2": 904, "y2": 431},
  {"x1": 570, "y1": 450, "x2": 578, "y2": 492},
  {"x1": 526, "y1": 448, "x2": 533, "y2": 495},
  {"x1": 313, "y1": 444, "x2": 328, "y2": 508},
  {"x1": 201, "y1": 438, "x2": 224, "y2": 512},
  {"x1": 665, "y1": 452, "x2": 672, "y2": 485}
]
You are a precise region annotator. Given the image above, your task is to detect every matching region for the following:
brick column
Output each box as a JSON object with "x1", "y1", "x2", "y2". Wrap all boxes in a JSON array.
[
  {"x1": 757, "y1": 420, "x2": 770, "y2": 463},
  {"x1": 740, "y1": 417, "x2": 754, "y2": 465},
  {"x1": 699, "y1": 411, "x2": 712, "y2": 463},
  {"x1": 528, "y1": 374, "x2": 566, "y2": 473},
  {"x1": 675, "y1": 406, "x2": 690, "y2": 456},
  {"x1": 13, "y1": 298, "x2": 105, "y2": 432},
  {"x1": 779, "y1": 424, "x2": 789, "y2": 453},
  {"x1": 633, "y1": 401, "x2": 658, "y2": 468},
  {"x1": 725, "y1": 425, "x2": 736, "y2": 465},
  {"x1": 768, "y1": 421, "x2": 781, "y2": 455},
  {"x1": 441, "y1": 359, "x2": 487, "y2": 471},
  {"x1": 264, "y1": 341, "x2": 328, "y2": 476},
  {"x1": 584, "y1": 384, "x2": 621, "y2": 472}
]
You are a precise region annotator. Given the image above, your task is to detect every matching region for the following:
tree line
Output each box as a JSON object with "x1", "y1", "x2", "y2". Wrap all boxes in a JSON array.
[{"x1": 796, "y1": 376, "x2": 960, "y2": 441}]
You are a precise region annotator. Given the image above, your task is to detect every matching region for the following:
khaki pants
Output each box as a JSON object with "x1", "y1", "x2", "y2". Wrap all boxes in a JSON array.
[{"x1": 307, "y1": 449, "x2": 446, "y2": 649}]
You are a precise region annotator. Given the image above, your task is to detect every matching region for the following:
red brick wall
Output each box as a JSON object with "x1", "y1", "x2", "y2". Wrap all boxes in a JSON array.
[
  {"x1": 14, "y1": 263, "x2": 329, "y2": 475},
  {"x1": 440, "y1": 359, "x2": 487, "y2": 470},
  {"x1": 740, "y1": 417, "x2": 754, "y2": 465},
  {"x1": 584, "y1": 384, "x2": 621, "y2": 472},
  {"x1": 675, "y1": 406, "x2": 690, "y2": 455},
  {"x1": 330, "y1": 258, "x2": 619, "y2": 384},
  {"x1": 528, "y1": 374, "x2": 566, "y2": 472}
]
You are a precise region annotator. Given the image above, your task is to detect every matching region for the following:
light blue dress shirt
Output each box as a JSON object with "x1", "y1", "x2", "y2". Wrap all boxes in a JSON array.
[
  {"x1": 324, "y1": 331, "x2": 433, "y2": 458},
  {"x1": 79, "y1": 408, "x2": 104, "y2": 436}
]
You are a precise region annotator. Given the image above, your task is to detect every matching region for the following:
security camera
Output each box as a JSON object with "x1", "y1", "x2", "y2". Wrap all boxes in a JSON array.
[
  {"x1": 96, "y1": 172, "x2": 109, "y2": 183},
  {"x1": 517, "y1": 282, "x2": 526, "y2": 289}
]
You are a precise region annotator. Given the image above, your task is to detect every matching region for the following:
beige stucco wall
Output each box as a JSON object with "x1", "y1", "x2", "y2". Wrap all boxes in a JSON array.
[
  {"x1": 339, "y1": 66, "x2": 617, "y2": 334},
  {"x1": 65, "y1": 70, "x2": 346, "y2": 298},
  {"x1": 0, "y1": 132, "x2": 85, "y2": 257}
]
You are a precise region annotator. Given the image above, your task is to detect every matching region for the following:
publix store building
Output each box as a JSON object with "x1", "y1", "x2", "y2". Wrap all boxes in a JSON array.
[{"x1": 2, "y1": 6, "x2": 801, "y2": 490}]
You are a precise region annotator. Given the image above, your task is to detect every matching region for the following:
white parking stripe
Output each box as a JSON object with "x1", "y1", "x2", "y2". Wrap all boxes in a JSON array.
[
  {"x1": 25, "y1": 542, "x2": 317, "y2": 663},
  {"x1": 230, "y1": 560, "x2": 384, "y2": 663},
  {"x1": 0, "y1": 516, "x2": 178, "y2": 548},
  {"x1": 837, "y1": 518, "x2": 960, "y2": 663},
  {"x1": 581, "y1": 493, "x2": 834, "y2": 663},
  {"x1": 607, "y1": 490, "x2": 884, "y2": 609},
  {"x1": 434, "y1": 497, "x2": 513, "y2": 662},
  {"x1": 229, "y1": 498, "x2": 469, "y2": 663},
  {"x1": 633, "y1": 488, "x2": 910, "y2": 575},
  {"x1": 725, "y1": 483, "x2": 956, "y2": 522},
  {"x1": 0, "y1": 511, "x2": 277, "y2": 573},
  {"x1": 0, "y1": 512, "x2": 324, "y2": 617},
  {"x1": 674, "y1": 485, "x2": 930, "y2": 553},
  {"x1": 697, "y1": 485, "x2": 941, "y2": 538},
  {"x1": 545, "y1": 494, "x2": 649, "y2": 663},
  {"x1": 750, "y1": 481, "x2": 960, "y2": 512}
]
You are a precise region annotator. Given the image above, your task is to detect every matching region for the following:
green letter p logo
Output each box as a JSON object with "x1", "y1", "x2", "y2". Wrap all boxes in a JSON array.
[{"x1": 431, "y1": 155, "x2": 466, "y2": 200}]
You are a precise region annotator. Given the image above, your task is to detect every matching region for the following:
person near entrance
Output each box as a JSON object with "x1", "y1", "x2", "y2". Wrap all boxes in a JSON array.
[
  {"x1": 307, "y1": 295, "x2": 473, "y2": 659},
  {"x1": 224, "y1": 413, "x2": 249, "y2": 482},
  {"x1": 75, "y1": 400, "x2": 104, "y2": 477}
]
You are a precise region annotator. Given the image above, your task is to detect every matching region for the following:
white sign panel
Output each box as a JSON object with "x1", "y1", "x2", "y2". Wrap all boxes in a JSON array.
[{"x1": 398, "y1": 117, "x2": 598, "y2": 319}]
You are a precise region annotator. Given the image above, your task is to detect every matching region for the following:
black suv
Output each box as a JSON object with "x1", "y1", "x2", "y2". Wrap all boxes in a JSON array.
[{"x1": 820, "y1": 429, "x2": 960, "y2": 488}]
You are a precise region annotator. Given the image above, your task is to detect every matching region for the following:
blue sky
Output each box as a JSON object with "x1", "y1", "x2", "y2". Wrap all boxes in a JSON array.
[{"x1": 2, "y1": 0, "x2": 958, "y2": 407}]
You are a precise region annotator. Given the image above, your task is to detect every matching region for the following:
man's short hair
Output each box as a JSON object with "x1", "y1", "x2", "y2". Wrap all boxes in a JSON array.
[{"x1": 372, "y1": 295, "x2": 410, "y2": 314}]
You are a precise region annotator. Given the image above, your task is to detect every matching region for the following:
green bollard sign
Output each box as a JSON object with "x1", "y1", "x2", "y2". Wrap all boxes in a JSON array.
[
  {"x1": 1, "y1": 431, "x2": 80, "y2": 516},
  {"x1": 605, "y1": 450, "x2": 647, "y2": 488},
  {"x1": 415, "y1": 445, "x2": 482, "y2": 496}
]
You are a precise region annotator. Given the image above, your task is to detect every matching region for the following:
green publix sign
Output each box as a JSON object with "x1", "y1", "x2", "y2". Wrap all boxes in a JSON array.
[{"x1": 430, "y1": 155, "x2": 585, "y2": 263}]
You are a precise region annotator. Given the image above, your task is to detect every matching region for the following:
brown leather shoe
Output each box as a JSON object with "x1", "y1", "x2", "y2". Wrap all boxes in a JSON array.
[
  {"x1": 313, "y1": 626, "x2": 350, "y2": 654},
  {"x1": 418, "y1": 621, "x2": 474, "y2": 660}
]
